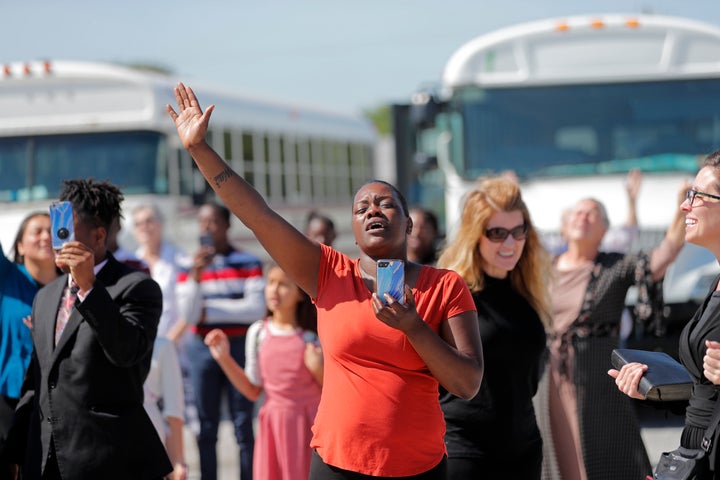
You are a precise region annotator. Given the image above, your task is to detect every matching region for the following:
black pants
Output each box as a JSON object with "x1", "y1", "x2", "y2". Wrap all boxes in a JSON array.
[
  {"x1": 446, "y1": 447, "x2": 543, "y2": 480},
  {"x1": 42, "y1": 441, "x2": 166, "y2": 480},
  {"x1": 309, "y1": 450, "x2": 446, "y2": 480},
  {"x1": 0, "y1": 395, "x2": 18, "y2": 480}
]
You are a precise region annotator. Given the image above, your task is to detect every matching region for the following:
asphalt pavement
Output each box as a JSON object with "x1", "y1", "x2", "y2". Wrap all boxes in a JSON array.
[{"x1": 183, "y1": 403, "x2": 686, "y2": 480}]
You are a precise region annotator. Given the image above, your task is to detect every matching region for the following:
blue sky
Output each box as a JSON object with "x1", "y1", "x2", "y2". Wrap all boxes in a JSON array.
[{"x1": 4, "y1": 1, "x2": 720, "y2": 115}]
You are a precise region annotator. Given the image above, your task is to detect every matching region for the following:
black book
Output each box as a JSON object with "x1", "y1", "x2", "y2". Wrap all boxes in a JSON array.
[{"x1": 610, "y1": 349, "x2": 693, "y2": 401}]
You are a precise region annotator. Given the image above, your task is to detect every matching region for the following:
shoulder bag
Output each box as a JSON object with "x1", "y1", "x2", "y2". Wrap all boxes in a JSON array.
[{"x1": 653, "y1": 396, "x2": 720, "y2": 480}]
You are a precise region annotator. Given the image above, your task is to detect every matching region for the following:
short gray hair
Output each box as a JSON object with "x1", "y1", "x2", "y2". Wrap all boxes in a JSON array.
[{"x1": 577, "y1": 197, "x2": 609, "y2": 228}]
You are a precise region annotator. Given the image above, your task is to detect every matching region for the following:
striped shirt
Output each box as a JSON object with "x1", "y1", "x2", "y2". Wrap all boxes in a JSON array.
[{"x1": 176, "y1": 248, "x2": 265, "y2": 334}]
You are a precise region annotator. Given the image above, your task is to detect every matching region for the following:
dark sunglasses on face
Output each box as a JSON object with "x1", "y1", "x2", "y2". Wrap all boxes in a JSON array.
[
  {"x1": 484, "y1": 224, "x2": 529, "y2": 243},
  {"x1": 686, "y1": 188, "x2": 720, "y2": 206}
]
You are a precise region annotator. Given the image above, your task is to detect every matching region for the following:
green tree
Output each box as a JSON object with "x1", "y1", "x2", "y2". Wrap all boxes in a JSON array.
[{"x1": 364, "y1": 104, "x2": 391, "y2": 136}]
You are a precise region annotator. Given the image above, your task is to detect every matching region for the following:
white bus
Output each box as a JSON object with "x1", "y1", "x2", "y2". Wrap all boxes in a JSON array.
[
  {"x1": 0, "y1": 60, "x2": 376, "y2": 258},
  {"x1": 392, "y1": 13, "x2": 720, "y2": 344}
]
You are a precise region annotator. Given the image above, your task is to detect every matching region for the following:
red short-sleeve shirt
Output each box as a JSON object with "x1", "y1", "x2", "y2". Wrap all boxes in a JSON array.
[{"x1": 310, "y1": 245, "x2": 476, "y2": 476}]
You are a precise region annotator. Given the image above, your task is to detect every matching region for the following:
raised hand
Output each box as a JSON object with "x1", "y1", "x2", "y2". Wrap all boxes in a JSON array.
[
  {"x1": 625, "y1": 169, "x2": 642, "y2": 204},
  {"x1": 204, "y1": 328, "x2": 230, "y2": 361},
  {"x1": 166, "y1": 83, "x2": 215, "y2": 151}
]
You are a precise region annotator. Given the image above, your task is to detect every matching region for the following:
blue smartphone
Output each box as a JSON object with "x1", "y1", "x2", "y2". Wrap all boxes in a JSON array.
[
  {"x1": 377, "y1": 259, "x2": 405, "y2": 305},
  {"x1": 49, "y1": 201, "x2": 75, "y2": 249}
]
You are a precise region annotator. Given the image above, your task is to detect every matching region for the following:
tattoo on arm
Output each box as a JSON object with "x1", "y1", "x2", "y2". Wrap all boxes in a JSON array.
[{"x1": 213, "y1": 167, "x2": 233, "y2": 188}]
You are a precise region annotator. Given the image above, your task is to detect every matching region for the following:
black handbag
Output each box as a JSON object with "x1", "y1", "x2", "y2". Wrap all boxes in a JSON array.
[
  {"x1": 654, "y1": 446, "x2": 709, "y2": 480},
  {"x1": 653, "y1": 398, "x2": 720, "y2": 480}
]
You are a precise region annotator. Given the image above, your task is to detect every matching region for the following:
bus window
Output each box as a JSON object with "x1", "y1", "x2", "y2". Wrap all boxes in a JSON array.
[
  {"x1": 223, "y1": 130, "x2": 233, "y2": 160},
  {"x1": 241, "y1": 132, "x2": 255, "y2": 187},
  {"x1": 297, "y1": 139, "x2": 312, "y2": 200},
  {"x1": 0, "y1": 138, "x2": 29, "y2": 201},
  {"x1": 1, "y1": 131, "x2": 164, "y2": 201}
]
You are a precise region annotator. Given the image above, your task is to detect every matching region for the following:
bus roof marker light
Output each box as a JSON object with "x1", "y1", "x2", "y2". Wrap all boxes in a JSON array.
[
  {"x1": 43, "y1": 61, "x2": 52, "y2": 74},
  {"x1": 590, "y1": 20, "x2": 605, "y2": 29},
  {"x1": 23, "y1": 63, "x2": 31, "y2": 75},
  {"x1": 3, "y1": 65, "x2": 11, "y2": 77},
  {"x1": 626, "y1": 18, "x2": 641, "y2": 28},
  {"x1": 555, "y1": 22, "x2": 569, "y2": 32}
]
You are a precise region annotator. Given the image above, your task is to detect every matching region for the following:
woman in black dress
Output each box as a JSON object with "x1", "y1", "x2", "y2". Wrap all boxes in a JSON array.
[{"x1": 437, "y1": 177, "x2": 551, "y2": 479}]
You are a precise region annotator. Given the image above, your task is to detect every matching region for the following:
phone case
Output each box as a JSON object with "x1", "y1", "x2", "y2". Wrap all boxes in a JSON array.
[
  {"x1": 49, "y1": 201, "x2": 75, "y2": 249},
  {"x1": 377, "y1": 259, "x2": 405, "y2": 305}
]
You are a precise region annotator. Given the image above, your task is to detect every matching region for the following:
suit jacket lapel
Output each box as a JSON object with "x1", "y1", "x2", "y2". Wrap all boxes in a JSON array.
[
  {"x1": 51, "y1": 256, "x2": 124, "y2": 359},
  {"x1": 41, "y1": 275, "x2": 68, "y2": 364}
]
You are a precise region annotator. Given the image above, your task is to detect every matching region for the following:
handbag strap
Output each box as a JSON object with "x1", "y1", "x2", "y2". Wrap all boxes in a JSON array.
[{"x1": 701, "y1": 391, "x2": 720, "y2": 452}]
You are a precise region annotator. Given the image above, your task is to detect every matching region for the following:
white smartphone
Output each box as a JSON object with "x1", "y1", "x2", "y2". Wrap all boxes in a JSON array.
[{"x1": 376, "y1": 259, "x2": 405, "y2": 305}]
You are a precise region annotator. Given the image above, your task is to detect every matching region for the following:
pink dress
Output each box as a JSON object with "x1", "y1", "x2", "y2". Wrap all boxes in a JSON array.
[{"x1": 254, "y1": 321, "x2": 322, "y2": 480}]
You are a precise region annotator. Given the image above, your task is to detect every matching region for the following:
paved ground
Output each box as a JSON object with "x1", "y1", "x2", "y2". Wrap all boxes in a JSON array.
[
  {"x1": 184, "y1": 421, "x2": 239, "y2": 480},
  {"x1": 183, "y1": 402, "x2": 686, "y2": 480}
]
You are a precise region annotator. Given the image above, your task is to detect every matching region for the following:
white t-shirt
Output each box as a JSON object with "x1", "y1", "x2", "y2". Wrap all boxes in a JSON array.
[
  {"x1": 244, "y1": 319, "x2": 320, "y2": 386},
  {"x1": 143, "y1": 336, "x2": 184, "y2": 444}
]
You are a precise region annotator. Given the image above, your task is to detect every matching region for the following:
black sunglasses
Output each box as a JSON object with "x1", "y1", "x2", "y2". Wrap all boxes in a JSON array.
[
  {"x1": 484, "y1": 224, "x2": 528, "y2": 243},
  {"x1": 686, "y1": 188, "x2": 720, "y2": 206}
]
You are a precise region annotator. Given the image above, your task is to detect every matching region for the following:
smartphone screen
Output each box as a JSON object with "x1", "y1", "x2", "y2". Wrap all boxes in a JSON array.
[
  {"x1": 376, "y1": 259, "x2": 405, "y2": 305},
  {"x1": 199, "y1": 232, "x2": 214, "y2": 248},
  {"x1": 49, "y1": 201, "x2": 75, "y2": 249}
]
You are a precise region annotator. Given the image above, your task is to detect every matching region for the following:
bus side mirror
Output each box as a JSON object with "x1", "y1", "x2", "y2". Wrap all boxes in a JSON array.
[
  {"x1": 410, "y1": 92, "x2": 442, "y2": 129},
  {"x1": 413, "y1": 152, "x2": 438, "y2": 172}
]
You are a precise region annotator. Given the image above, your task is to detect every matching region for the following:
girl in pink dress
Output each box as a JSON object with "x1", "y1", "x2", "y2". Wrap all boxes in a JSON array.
[{"x1": 205, "y1": 265, "x2": 322, "y2": 480}]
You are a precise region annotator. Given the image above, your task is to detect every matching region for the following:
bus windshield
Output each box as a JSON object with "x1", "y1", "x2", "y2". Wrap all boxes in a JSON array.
[
  {"x1": 0, "y1": 131, "x2": 167, "y2": 202},
  {"x1": 450, "y1": 78, "x2": 720, "y2": 180}
]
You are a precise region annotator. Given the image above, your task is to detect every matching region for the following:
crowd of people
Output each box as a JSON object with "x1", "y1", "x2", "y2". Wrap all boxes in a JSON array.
[{"x1": 1, "y1": 80, "x2": 720, "y2": 480}]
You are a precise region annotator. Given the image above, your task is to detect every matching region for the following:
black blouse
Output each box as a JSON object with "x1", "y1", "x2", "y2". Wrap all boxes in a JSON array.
[
  {"x1": 679, "y1": 275, "x2": 720, "y2": 450},
  {"x1": 440, "y1": 275, "x2": 546, "y2": 459}
]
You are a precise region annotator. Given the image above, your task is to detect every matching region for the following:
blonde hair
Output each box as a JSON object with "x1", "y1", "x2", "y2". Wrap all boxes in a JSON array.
[{"x1": 437, "y1": 176, "x2": 552, "y2": 327}]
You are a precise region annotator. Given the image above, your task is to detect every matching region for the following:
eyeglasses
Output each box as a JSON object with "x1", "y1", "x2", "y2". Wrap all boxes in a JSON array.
[
  {"x1": 134, "y1": 217, "x2": 158, "y2": 227},
  {"x1": 686, "y1": 189, "x2": 720, "y2": 206},
  {"x1": 484, "y1": 224, "x2": 528, "y2": 243}
]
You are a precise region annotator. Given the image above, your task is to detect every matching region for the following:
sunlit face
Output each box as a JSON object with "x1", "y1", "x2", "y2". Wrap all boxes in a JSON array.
[
  {"x1": 132, "y1": 207, "x2": 162, "y2": 247},
  {"x1": 408, "y1": 209, "x2": 437, "y2": 259},
  {"x1": 306, "y1": 218, "x2": 336, "y2": 247},
  {"x1": 478, "y1": 210, "x2": 526, "y2": 279},
  {"x1": 198, "y1": 205, "x2": 229, "y2": 246},
  {"x1": 564, "y1": 199, "x2": 608, "y2": 246},
  {"x1": 682, "y1": 166, "x2": 720, "y2": 252},
  {"x1": 351, "y1": 182, "x2": 409, "y2": 257},
  {"x1": 264, "y1": 266, "x2": 302, "y2": 315},
  {"x1": 17, "y1": 215, "x2": 54, "y2": 265}
]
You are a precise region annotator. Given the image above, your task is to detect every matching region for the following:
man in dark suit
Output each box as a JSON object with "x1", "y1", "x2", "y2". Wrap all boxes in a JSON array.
[{"x1": 8, "y1": 179, "x2": 172, "y2": 480}]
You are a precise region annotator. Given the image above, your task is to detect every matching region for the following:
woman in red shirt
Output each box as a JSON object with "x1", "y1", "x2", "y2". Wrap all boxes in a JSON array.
[{"x1": 168, "y1": 83, "x2": 483, "y2": 479}]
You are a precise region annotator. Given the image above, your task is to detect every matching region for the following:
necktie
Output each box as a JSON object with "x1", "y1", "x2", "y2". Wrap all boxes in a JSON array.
[{"x1": 55, "y1": 282, "x2": 78, "y2": 346}]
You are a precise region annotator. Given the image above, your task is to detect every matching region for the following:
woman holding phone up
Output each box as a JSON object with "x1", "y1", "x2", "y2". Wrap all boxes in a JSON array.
[{"x1": 167, "y1": 83, "x2": 483, "y2": 479}]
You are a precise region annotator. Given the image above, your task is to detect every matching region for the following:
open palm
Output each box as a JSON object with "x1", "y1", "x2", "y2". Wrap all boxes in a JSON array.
[{"x1": 166, "y1": 82, "x2": 215, "y2": 150}]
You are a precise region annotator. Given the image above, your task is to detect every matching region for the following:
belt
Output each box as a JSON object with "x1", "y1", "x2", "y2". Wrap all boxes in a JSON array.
[{"x1": 193, "y1": 325, "x2": 250, "y2": 337}]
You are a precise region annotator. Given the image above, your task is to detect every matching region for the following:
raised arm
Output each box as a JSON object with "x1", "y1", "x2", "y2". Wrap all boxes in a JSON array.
[
  {"x1": 204, "y1": 329, "x2": 263, "y2": 401},
  {"x1": 167, "y1": 83, "x2": 320, "y2": 296},
  {"x1": 625, "y1": 169, "x2": 641, "y2": 230},
  {"x1": 649, "y1": 181, "x2": 688, "y2": 281}
]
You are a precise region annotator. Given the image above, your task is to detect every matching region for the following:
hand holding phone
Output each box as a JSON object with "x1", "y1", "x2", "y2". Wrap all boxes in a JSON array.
[
  {"x1": 49, "y1": 201, "x2": 75, "y2": 249},
  {"x1": 377, "y1": 259, "x2": 405, "y2": 305}
]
